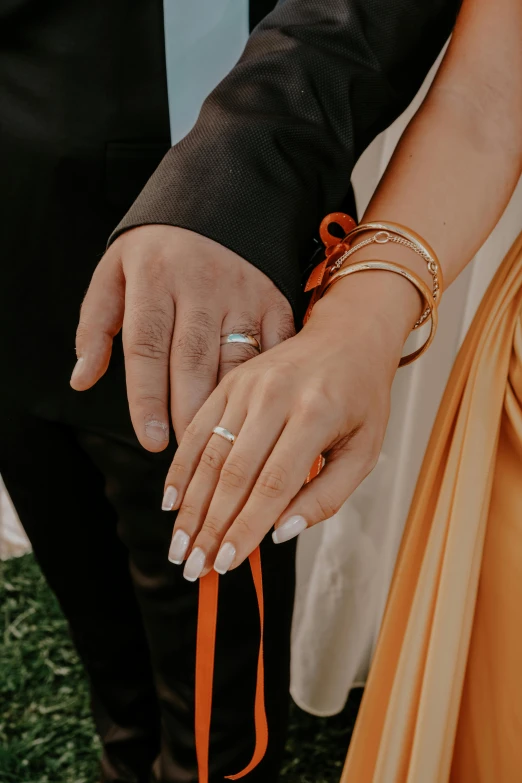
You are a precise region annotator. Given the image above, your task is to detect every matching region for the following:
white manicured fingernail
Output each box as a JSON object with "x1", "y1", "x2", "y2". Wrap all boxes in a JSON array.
[
  {"x1": 272, "y1": 515, "x2": 307, "y2": 544},
  {"x1": 162, "y1": 486, "x2": 178, "y2": 511},
  {"x1": 183, "y1": 548, "x2": 206, "y2": 582},
  {"x1": 168, "y1": 529, "x2": 190, "y2": 564},
  {"x1": 145, "y1": 419, "x2": 169, "y2": 442},
  {"x1": 214, "y1": 543, "x2": 236, "y2": 575},
  {"x1": 70, "y1": 357, "x2": 85, "y2": 384}
]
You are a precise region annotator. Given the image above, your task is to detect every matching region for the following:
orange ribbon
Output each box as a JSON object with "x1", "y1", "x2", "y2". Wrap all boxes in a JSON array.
[
  {"x1": 194, "y1": 213, "x2": 355, "y2": 781},
  {"x1": 195, "y1": 455, "x2": 324, "y2": 782},
  {"x1": 196, "y1": 549, "x2": 266, "y2": 783},
  {"x1": 303, "y1": 212, "x2": 356, "y2": 323}
]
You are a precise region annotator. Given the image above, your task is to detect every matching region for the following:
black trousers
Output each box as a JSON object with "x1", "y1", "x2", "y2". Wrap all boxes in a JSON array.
[
  {"x1": 1, "y1": 2, "x2": 294, "y2": 778},
  {"x1": 0, "y1": 369, "x2": 296, "y2": 782}
]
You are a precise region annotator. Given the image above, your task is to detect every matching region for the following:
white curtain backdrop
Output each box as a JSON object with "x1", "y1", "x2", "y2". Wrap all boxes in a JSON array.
[{"x1": 2, "y1": 34, "x2": 521, "y2": 720}]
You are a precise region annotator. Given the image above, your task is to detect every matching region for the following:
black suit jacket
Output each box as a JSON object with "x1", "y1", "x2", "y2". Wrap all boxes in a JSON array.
[
  {"x1": 0, "y1": 0, "x2": 171, "y2": 413},
  {"x1": 112, "y1": 0, "x2": 462, "y2": 319},
  {"x1": 0, "y1": 0, "x2": 459, "y2": 420}
]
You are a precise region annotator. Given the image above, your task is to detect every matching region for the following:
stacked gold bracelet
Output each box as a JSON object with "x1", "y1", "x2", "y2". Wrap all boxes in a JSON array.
[
  {"x1": 332, "y1": 221, "x2": 442, "y2": 326},
  {"x1": 323, "y1": 259, "x2": 437, "y2": 367},
  {"x1": 306, "y1": 216, "x2": 443, "y2": 367}
]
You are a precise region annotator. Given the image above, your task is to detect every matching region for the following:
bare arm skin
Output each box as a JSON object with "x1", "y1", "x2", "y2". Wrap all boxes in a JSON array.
[{"x1": 336, "y1": 0, "x2": 522, "y2": 331}]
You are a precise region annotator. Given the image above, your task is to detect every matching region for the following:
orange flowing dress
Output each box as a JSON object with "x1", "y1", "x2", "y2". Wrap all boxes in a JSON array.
[{"x1": 341, "y1": 230, "x2": 522, "y2": 782}]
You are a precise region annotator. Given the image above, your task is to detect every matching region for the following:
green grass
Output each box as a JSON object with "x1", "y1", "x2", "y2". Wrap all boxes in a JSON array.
[{"x1": 0, "y1": 555, "x2": 360, "y2": 783}]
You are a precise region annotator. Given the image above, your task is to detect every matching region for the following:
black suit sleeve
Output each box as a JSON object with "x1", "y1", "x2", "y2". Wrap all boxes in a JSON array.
[{"x1": 110, "y1": 0, "x2": 461, "y2": 319}]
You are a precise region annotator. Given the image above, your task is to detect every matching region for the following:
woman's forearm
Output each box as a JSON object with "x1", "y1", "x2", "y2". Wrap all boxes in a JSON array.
[{"x1": 314, "y1": 0, "x2": 522, "y2": 344}]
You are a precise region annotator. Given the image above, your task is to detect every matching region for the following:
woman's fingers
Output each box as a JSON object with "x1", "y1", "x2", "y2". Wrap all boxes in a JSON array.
[
  {"x1": 162, "y1": 388, "x2": 228, "y2": 512},
  {"x1": 168, "y1": 405, "x2": 379, "y2": 578},
  {"x1": 198, "y1": 410, "x2": 332, "y2": 576},
  {"x1": 273, "y1": 433, "x2": 378, "y2": 542},
  {"x1": 184, "y1": 402, "x2": 289, "y2": 578},
  {"x1": 71, "y1": 247, "x2": 125, "y2": 391}
]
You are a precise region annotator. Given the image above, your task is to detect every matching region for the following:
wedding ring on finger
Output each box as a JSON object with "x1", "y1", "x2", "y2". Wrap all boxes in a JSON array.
[
  {"x1": 212, "y1": 426, "x2": 237, "y2": 445},
  {"x1": 220, "y1": 333, "x2": 261, "y2": 352}
]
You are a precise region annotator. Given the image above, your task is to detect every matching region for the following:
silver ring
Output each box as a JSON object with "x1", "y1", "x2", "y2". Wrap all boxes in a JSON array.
[
  {"x1": 221, "y1": 333, "x2": 261, "y2": 352},
  {"x1": 212, "y1": 426, "x2": 237, "y2": 445}
]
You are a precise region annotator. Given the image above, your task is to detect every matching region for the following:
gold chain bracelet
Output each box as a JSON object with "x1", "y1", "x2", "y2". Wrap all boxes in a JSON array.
[
  {"x1": 305, "y1": 213, "x2": 443, "y2": 366},
  {"x1": 321, "y1": 259, "x2": 438, "y2": 367},
  {"x1": 330, "y1": 222, "x2": 442, "y2": 329}
]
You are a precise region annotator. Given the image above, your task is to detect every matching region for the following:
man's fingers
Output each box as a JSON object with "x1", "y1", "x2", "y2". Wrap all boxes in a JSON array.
[
  {"x1": 169, "y1": 303, "x2": 222, "y2": 443},
  {"x1": 123, "y1": 272, "x2": 175, "y2": 452},
  {"x1": 218, "y1": 311, "x2": 262, "y2": 382},
  {"x1": 169, "y1": 406, "x2": 249, "y2": 578},
  {"x1": 71, "y1": 250, "x2": 125, "y2": 391},
  {"x1": 260, "y1": 298, "x2": 296, "y2": 351}
]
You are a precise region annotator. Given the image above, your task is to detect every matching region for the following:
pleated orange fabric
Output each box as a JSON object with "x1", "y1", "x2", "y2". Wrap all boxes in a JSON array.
[{"x1": 341, "y1": 229, "x2": 522, "y2": 782}]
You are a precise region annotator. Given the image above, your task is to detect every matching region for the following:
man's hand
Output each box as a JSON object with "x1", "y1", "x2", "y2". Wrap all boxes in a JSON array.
[{"x1": 70, "y1": 225, "x2": 295, "y2": 450}]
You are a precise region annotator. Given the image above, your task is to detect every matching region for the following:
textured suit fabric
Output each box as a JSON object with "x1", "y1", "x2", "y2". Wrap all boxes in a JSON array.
[
  {"x1": 0, "y1": 0, "x2": 172, "y2": 411},
  {"x1": 112, "y1": 0, "x2": 462, "y2": 319}
]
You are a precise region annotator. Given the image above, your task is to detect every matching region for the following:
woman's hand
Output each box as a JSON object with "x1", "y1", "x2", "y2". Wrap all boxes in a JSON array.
[{"x1": 162, "y1": 270, "x2": 422, "y2": 581}]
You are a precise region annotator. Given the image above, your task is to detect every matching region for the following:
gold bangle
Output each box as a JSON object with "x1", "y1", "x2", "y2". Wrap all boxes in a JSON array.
[
  {"x1": 331, "y1": 221, "x2": 442, "y2": 327},
  {"x1": 321, "y1": 259, "x2": 438, "y2": 367}
]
